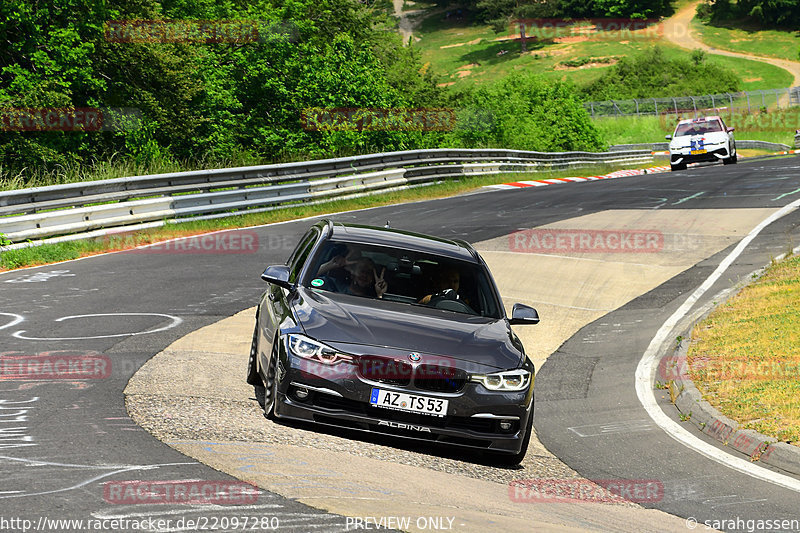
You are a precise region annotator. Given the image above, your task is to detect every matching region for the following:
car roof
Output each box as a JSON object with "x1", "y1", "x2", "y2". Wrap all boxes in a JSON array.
[
  {"x1": 677, "y1": 116, "x2": 722, "y2": 125},
  {"x1": 320, "y1": 220, "x2": 480, "y2": 263}
]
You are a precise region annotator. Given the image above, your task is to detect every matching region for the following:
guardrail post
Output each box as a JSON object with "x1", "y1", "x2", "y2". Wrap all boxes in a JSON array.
[
  {"x1": 653, "y1": 98, "x2": 658, "y2": 116},
  {"x1": 634, "y1": 99, "x2": 639, "y2": 115},
  {"x1": 673, "y1": 98, "x2": 678, "y2": 116}
]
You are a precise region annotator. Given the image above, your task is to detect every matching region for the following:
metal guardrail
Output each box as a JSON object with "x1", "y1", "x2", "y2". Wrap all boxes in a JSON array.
[
  {"x1": 737, "y1": 140, "x2": 792, "y2": 151},
  {"x1": 610, "y1": 139, "x2": 791, "y2": 152},
  {"x1": 585, "y1": 87, "x2": 800, "y2": 118},
  {"x1": 0, "y1": 148, "x2": 653, "y2": 244}
]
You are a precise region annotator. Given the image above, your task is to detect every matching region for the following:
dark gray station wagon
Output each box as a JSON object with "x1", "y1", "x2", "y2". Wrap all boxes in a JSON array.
[{"x1": 247, "y1": 220, "x2": 539, "y2": 465}]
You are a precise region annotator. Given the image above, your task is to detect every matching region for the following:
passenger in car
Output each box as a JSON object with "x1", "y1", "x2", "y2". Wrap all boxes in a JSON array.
[
  {"x1": 316, "y1": 244, "x2": 360, "y2": 292},
  {"x1": 345, "y1": 257, "x2": 387, "y2": 299}
]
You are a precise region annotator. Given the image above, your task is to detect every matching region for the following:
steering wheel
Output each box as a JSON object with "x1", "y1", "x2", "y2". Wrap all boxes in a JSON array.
[{"x1": 428, "y1": 289, "x2": 475, "y2": 314}]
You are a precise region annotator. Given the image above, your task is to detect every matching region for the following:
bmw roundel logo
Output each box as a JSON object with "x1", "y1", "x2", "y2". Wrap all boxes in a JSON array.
[{"x1": 408, "y1": 352, "x2": 421, "y2": 362}]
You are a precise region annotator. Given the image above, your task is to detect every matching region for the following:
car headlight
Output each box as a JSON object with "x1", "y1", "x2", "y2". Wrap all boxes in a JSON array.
[
  {"x1": 470, "y1": 369, "x2": 531, "y2": 391},
  {"x1": 287, "y1": 334, "x2": 353, "y2": 365}
]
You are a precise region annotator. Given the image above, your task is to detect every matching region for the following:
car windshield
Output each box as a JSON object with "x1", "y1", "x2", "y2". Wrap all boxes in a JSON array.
[
  {"x1": 304, "y1": 240, "x2": 503, "y2": 319},
  {"x1": 674, "y1": 120, "x2": 723, "y2": 136}
]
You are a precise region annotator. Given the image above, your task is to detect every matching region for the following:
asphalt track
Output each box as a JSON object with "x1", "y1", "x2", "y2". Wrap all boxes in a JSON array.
[{"x1": 1, "y1": 155, "x2": 800, "y2": 532}]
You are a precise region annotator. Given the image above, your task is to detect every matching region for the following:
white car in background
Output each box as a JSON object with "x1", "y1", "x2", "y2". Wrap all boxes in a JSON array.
[{"x1": 666, "y1": 116, "x2": 737, "y2": 171}]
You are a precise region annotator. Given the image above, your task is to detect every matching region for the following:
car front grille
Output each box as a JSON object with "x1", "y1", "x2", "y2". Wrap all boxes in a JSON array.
[
  {"x1": 355, "y1": 356, "x2": 467, "y2": 393},
  {"x1": 356, "y1": 355, "x2": 412, "y2": 386},
  {"x1": 415, "y1": 364, "x2": 467, "y2": 393}
]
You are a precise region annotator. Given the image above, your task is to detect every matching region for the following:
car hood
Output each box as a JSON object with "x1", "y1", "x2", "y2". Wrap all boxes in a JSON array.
[
  {"x1": 292, "y1": 288, "x2": 525, "y2": 370},
  {"x1": 670, "y1": 131, "x2": 728, "y2": 149}
]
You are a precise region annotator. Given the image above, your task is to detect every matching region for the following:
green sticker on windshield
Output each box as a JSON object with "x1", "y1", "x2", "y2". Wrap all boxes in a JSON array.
[{"x1": 311, "y1": 278, "x2": 324, "y2": 287}]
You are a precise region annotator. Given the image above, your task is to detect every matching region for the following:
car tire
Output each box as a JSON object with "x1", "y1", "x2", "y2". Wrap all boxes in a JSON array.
[
  {"x1": 487, "y1": 408, "x2": 533, "y2": 467},
  {"x1": 670, "y1": 163, "x2": 686, "y2": 172},
  {"x1": 246, "y1": 321, "x2": 264, "y2": 387},
  {"x1": 262, "y1": 343, "x2": 279, "y2": 420}
]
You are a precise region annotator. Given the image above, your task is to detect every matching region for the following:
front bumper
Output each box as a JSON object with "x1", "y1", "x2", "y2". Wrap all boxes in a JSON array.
[
  {"x1": 273, "y1": 354, "x2": 534, "y2": 455},
  {"x1": 670, "y1": 145, "x2": 730, "y2": 165}
]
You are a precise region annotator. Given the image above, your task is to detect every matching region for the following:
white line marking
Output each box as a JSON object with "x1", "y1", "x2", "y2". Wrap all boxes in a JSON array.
[
  {"x1": 0, "y1": 456, "x2": 196, "y2": 499},
  {"x1": 671, "y1": 192, "x2": 705, "y2": 205},
  {"x1": 91, "y1": 505, "x2": 307, "y2": 520},
  {"x1": 568, "y1": 419, "x2": 655, "y2": 437},
  {"x1": 635, "y1": 197, "x2": 800, "y2": 493},
  {"x1": 773, "y1": 186, "x2": 800, "y2": 202},
  {"x1": 0, "y1": 313, "x2": 24, "y2": 331},
  {"x1": 12, "y1": 313, "x2": 182, "y2": 340}
]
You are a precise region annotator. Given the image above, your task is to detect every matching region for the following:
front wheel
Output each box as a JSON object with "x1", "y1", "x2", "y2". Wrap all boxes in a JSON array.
[
  {"x1": 723, "y1": 152, "x2": 738, "y2": 165},
  {"x1": 262, "y1": 345, "x2": 279, "y2": 420},
  {"x1": 670, "y1": 162, "x2": 686, "y2": 172},
  {"x1": 246, "y1": 321, "x2": 263, "y2": 387}
]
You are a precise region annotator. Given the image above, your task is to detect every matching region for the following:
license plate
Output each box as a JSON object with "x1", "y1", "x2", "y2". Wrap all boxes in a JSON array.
[
  {"x1": 690, "y1": 149, "x2": 707, "y2": 155},
  {"x1": 370, "y1": 388, "x2": 448, "y2": 417}
]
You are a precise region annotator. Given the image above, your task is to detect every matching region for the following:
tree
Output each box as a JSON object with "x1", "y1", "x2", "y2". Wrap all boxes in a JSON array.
[{"x1": 476, "y1": 0, "x2": 559, "y2": 53}]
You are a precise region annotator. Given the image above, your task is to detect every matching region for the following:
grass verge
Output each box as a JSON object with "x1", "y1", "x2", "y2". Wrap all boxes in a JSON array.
[
  {"x1": 595, "y1": 110, "x2": 799, "y2": 146},
  {"x1": 690, "y1": 18, "x2": 800, "y2": 63},
  {"x1": 0, "y1": 163, "x2": 647, "y2": 271},
  {"x1": 688, "y1": 254, "x2": 800, "y2": 445}
]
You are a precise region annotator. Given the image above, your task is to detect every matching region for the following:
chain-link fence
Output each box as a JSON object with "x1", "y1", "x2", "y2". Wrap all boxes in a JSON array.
[{"x1": 585, "y1": 87, "x2": 800, "y2": 118}]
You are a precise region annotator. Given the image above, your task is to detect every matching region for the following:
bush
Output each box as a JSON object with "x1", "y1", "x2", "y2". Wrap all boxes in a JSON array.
[
  {"x1": 446, "y1": 73, "x2": 605, "y2": 152},
  {"x1": 582, "y1": 46, "x2": 740, "y2": 101}
]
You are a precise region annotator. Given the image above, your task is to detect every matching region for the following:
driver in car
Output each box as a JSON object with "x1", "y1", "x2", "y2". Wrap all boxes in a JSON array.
[{"x1": 419, "y1": 267, "x2": 462, "y2": 305}]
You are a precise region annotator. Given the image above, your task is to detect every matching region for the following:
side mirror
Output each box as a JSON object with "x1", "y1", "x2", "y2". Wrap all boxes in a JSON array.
[
  {"x1": 665, "y1": 134, "x2": 672, "y2": 140},
  {"x1": 261, "y1": 265, "x2": 293, "y2": 290},
  {"x1": 726, "y1": 127, "x2": 735, "y2": 133},
  {"x1": 509, "y1": 303, "x2": 539, "y2": 325}
]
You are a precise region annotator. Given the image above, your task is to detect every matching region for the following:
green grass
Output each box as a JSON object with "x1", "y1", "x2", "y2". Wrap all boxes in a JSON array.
[
  {"x1": 691, "y1": 18, "x2": 800, "y2": 63},
  {"x1": 689, "y1": 254, "x2": 800, "y2": 445},
  {"x1": 593, "y1": 116, "x2": 672, "y2": 145},
  {"x1": 0, "y1": 161, "x2": 656, "y2": 271},
  {"x1": 594, "y1": 109, "x2": 798, "y2": 146},
  {"x1": 413, "y1": 8, "x2": 793, "y2": 92}
]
